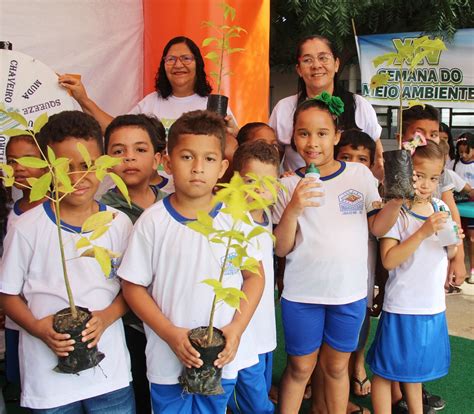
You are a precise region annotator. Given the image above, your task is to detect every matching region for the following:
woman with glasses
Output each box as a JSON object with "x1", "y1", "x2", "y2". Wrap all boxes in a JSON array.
[
  {"x1": 58, "y1": 36, "x2": 237, "y2": 136},
  {"x1": 269, "y1": 35, "x2": 384, "y2": 180}
]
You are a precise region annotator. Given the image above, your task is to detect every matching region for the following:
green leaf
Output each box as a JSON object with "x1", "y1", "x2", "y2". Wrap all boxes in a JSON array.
[
  {"x1": 82, "y1": 211, "x2": 114, "y2": 233},
  {"x1": 204, "y1": 51, "x2": 220, "y2": 64},
  {"x1": 93, "y1": 246, "x2": 111, "y2": 276},
  {"x1": 51, "y1": 157, "x2": 69, "y2": 170},
  {"x1": 26, "y1": 177, "x2": 37, "y2": 186},
  {"x1": 202, "y1": 37, "x2": 219, "y2": 47},
  {"x1": 407, "y1": 100, "x2": 425, "y2": 109},
  {"x1": 108, "y1": 172, "x2": 131, "y2": 206},
  {"x1": 409, "y1": 50, "x2": 432, "y2": 70},
  {"x1": 247, "y1": 225, "x2": 269, "y2": 240},
  {"x1": 227, "y1": 47, "x2": 244, "y2": 54},
  {"x1": 55, "y1": 165, "x2": 73, "y2": 192},
  {"x1": 33, "y1": 112, "x2": 48, "y2": 134},
  {"x1": 202, "y1": 279, "x2": 223, "y2": 289},
  {"x1": 76, "y1": 237, "x2": 91, "y2": 249},
  {"x1": 0, "y1": 163, "x2": 14, "y2": 177},
  {"x1": 370, "y1": 73, "x2": 390, "y2": 89},
  {"x1": 1, "y1": 128, "x2": 31, "y2": 137},
  {"x1": 29, "y1": 172, "x2": 52, "y2": 201},
  {"x1": 76, "y1": 142, "x2": 91, "y2": 168},
  {"x1": 94, "y1": 155, "x2": 121, "y2": 170},
  {"x1": 187, "y1": 220, "x2": 215, "y2": 237},
  {"x1": 90, "y1": 225, "x2": 110, "y2": 240},
  {"x1": 4, "y1": 111, "x2": 28, "y2": 127},
  {"x1": 2, "y1": 176, "x2": 14, "y2": 187},
  {"x1": 241, "y1": 257, "x2": 261, "y2": 274},
  {"x1": 16, "y1": 156, "x2": 48, "y2": 169},
  {"x1": 95, "y1": 169, "x2": 106, "y2": 181},
  {"x1": 373, "y1": 52, "x2": 399, "y2": 68},
  {"x1": 47, "y1": 146, "x2": 56, "y2": 163}
]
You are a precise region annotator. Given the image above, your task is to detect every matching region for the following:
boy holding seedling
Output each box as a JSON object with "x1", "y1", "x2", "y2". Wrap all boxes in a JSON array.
[
  {"x1": 227, "y1": 140, "x2": 280, "y2": 414},
  {"x1": 120, "y1": 110, "x2": 264, "y2": 414},
  {"x1": 0, "y1": 111, "x2": 135, "y2": 412}
]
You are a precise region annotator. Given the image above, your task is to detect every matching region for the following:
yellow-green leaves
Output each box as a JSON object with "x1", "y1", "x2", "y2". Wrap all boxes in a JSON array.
[
  {"x1": 201, "y1": 1, "x2": 246, "y2": 93},
  {"x1": 0, "y1": 163, "x2": 14, "y2": 187},
  {"x1": 77, "y1": 142, "x2": 91, "y2": 168},
  {"x1": 33, "y1": 112, "x2": 48, "y2": 134},
  {"x1": 82, "y1": 211, "x2": 114, "y2": 233},
  {"x1": 202, "y1": 279, "x2": 247, "y2": 312},
  {"x1": 370, "y1": 73, "x2": 390, "y2": 89},
  {"x1": 29, "y1": 172, "x2": 52, "y2": 201},
  {"x1": 108, "y1": 172, "x2": 132, "y2": 206}
]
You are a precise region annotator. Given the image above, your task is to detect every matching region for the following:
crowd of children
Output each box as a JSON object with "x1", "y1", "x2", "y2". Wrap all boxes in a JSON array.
[{"x1": 0, "y1": 91, "x2": 470, "y2": 414}]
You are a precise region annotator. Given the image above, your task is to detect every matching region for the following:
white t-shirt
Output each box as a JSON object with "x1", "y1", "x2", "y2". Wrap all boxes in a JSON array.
[
  {"x1": 129, "y1": 92, "x2": 236, "y2": 134},
  {"x1": 0, "y1": 202, "x2": 133, "y2": 409},
  {"x1": 381, "y1": 199, "x2": 449, "y2": 315},
  {"x1": 4, "y1": 201, "x2": 24, "y2": 331},
  {"x1": 269, "y1": 94, "x2": 382, "y2": 171},
  {"x1": 246, "y1": 213, "x2": 276, "y2": 355},
  {"x1": 118, "y1": 196, "x2": 260, "y2": 385},
  {"x1": 273, "y1": 162, "x2": 381, "y2": 304},
  {"x1": 154, "y1": 175, "x2": 175, "y2": 194},
  {"x1": 445, "y1": 169, "x2": 467, "y2": 193},
  {"x1": 454, "y1": 160, "x2": 474, "y2": 188}
]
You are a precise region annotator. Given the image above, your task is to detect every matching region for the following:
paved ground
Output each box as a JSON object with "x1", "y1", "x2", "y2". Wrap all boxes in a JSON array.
[{"x1": 446, "y1": 280, "x2": 474, "y2": 340}]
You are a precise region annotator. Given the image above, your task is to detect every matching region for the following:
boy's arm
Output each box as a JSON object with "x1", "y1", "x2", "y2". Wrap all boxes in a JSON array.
[
  {"x1": 121, "y1": 280, "x2": 202, "y2": 368},
  {"x1": 274, "y1": 178, "x2": 320, "y2": 257},
  {"x1": 380, "y1": 212, "x2": 447, "y2": 270},
  {"x1": 368, "y1": 199, "x2": 404, "y2": 237},
  {"x1": 81, "y1": 292, "x2": 129, "y2": 348},
  {"x1": 0, "y1": 293, "x2": 74, "y2": 356},
  {"x1": 442, "y1": 190, "x2": 467, "y2": 285},
  {"x1": 215, "y1": 263, "x2": 265, "y2": 368}
]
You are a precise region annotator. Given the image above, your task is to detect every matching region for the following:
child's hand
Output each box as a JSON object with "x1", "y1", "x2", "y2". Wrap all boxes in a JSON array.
[
  {"x1": 214, "y1": 324, "x2": 241, "y2": 368},
  {"x1": 419, "y1": 212, "x2": 448, "y2": 239},
  {"x1": 224, "y1": 115, "x2": 239, "y2": 137},
  {"x1": 456, "y1": 225, "x2": 465, "y2": 245},
  {"x1": 34, "y1": 315, "x2": 75, "y2": 357},
  {"x1": 81, "y1": 310, "x2": 111, "y2": 348},
  {"x1": 287, "y1": 178, "x2": 322, "y2": 216},
  {"x1": 281, "y1": 170, "x2": 296, "y2": 178},
  {"x1": 57, "y1": 74, "x2": 88, "y2": 103},
  {"x1": 165, "y1": 326, "x2": 202, "y2": 369}
]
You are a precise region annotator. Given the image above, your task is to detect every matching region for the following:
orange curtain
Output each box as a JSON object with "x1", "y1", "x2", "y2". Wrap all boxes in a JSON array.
[{"x1": 142, "y1": 0, "x2": 270, "y2": 125}]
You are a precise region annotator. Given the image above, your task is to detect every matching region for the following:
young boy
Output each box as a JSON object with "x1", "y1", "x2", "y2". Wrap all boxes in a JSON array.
[
  {"x1": 0, "y1": 111, "x2": 134, "y2": 412},
  {"x1": 227, "y1": 140, "x2": 280, "y2": 414},
  {"x1": 335, "y1": 130, "x2": 377, "y2": 414},
  {"x1": 3, "y1": 134, "x2": 48, "y2": 398},
  {"x1": 101, "y1": 114, "x2": 167, "y2": 223},
  {"x1": 119, "y1": 110, "x2": 264, "y2": 414}
]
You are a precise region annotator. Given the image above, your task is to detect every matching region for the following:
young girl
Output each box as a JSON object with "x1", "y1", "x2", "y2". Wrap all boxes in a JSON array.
[
  {"x1": 273, "y1": 95, "x2": 402, "y2": 413},
  {"x1": 454, "y1": 132, "x2": 474, "y2": 284},
  {"x1": 4, "y1": 134, "x2": 47, "y2": 395},
  {"x1": 368, "y1": 141, "x2": 459, "y2": 414}
]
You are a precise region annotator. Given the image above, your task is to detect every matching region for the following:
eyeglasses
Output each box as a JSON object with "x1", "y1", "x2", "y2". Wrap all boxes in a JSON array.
[
  {"x1": 163, "y1": 54, "x2": 195, "y2": 66},
  {"x1": 299, "y1": 53, "x2": 333, "y2": 67}
]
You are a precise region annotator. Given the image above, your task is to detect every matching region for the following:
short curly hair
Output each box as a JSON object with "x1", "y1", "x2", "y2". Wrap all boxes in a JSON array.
[
  {"x1": 167, "y1": 110, "x2": 226, "y2": 156},
  {"x1": 37, "y1": 110, "x2": 103, "y2": 154},
  {"x1": 104, "y1": 114, "x2": 166, "y2": 154},
  {"x1": 233, "y1": 140, "x2": 280, "y2": 173}
]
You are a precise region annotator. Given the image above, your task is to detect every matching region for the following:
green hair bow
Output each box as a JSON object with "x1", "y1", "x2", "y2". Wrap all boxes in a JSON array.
[{"x1": 312, "y1": 91, "x2": 344, "y2": 116}]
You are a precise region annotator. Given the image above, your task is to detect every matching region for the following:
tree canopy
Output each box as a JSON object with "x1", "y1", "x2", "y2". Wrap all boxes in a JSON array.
[{"x1": 271, "y1": 0, "x2": 474, "y2": 71}]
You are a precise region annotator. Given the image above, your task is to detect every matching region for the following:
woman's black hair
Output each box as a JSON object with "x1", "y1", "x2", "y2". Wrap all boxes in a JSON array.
[
  {"x1": 439, "y1": 122, "x2": 455, "y2": 160},
  {"x1": 290, "y1": 98, "x2": 339, "y2": 151},
  {"x1": 295, "y1": 35, "x2": 357, "y2": 132},
  {"x1": 155, "y1": 36, "x2": 212, "y2": 99}
]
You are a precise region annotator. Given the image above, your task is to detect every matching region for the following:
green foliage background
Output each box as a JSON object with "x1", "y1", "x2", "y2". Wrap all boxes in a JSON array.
[{"x1": 271, "y1": 0, "x2": 474, "y2": 72}]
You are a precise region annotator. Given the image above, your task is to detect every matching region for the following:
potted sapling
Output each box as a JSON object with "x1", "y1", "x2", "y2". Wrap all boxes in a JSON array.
[
  {"x1": 370, "y1": 35, "x2": 446, "y2": 200},
  {"x1": 202, "y1": 1, "x2": 246, "y2": 116},
  {"x1": 179, "y1": 171, "x2": 280, "y2": 395},
  {"x1": 0, "y1": 109, "x2": 130, "y2": 374}
]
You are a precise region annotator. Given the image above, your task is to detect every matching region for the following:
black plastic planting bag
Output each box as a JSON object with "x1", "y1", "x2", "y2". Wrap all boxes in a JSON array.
[
  {"x1": 206, "y1": 94, "x2": 228, "y2": 117},
  {"x1": 53, "y1": 307, "x2": 105, "y2": 374},
  {"x1": 179, "y1": 327, "x2": 226, "y2": 395},
  {"x1": 383, "y1": 150, "x2": 415, "y2": 200}
]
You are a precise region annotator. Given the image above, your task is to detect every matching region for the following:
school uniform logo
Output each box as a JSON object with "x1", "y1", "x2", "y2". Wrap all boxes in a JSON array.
[
  {"x1": 108, "y1": 257, "x2": 121, "y2": 279},
  {"x1": 221, "y1": 251, "x2": 239, "y2": 275},
  {"x1": 338, "y1": 189, "x2": 364, "y2": 215}
]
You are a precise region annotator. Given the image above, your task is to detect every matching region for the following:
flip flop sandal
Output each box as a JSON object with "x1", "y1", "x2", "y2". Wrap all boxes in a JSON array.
[
  {"x1": 351, "y1": 376, "x2": 371, "y2": 397},
  {"x1": 350, "y1": 403, "x2": 369, "y2": 414}
]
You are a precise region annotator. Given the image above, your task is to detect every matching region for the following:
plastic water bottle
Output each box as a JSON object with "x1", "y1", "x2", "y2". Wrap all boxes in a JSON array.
[
  {"x1": 437, "y1": 206, "x2": 460, "y2": 247},
  {"x1": 305, "y1": 163, "x2": 324, "y2": 206}
]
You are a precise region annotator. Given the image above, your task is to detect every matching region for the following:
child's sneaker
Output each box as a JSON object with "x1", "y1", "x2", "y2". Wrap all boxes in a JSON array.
[
  {"x1": 422, "y1": 386, "x2": 446, "y2": 410},
  {"x1": 466, "y1": 274, "x2": 474, "y2": 284},
  {"x1": 392, "y1": 399, "x2": 435, "y2": 414},
  {"x1": 445, "y1": 284, "x2": 462, "y2": 295}
]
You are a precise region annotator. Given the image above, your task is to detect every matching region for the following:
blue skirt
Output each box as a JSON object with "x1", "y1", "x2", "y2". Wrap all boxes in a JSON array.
[{"x1": 367, "y1": 311, "x2": 450, "y2": 382}]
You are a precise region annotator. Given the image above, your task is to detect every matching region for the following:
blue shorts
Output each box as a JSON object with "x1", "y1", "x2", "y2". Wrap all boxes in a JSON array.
[
  {"x1": 281, "y1": 297, "x2": 367, "y2": 355},
  {"x1": 31, "y1": 385, "x2": 135, "y2": 413},
  {"x1": 5, "y1": 328, "x2": 20, "y2": 384},
  {"x1": 367, "y1": 311, "x2": 451, "y2": 382},
  {"x1": 355, "y1": 309, "x2": 371, "y2": 352},
  {"x1": 227, "y1": 353, "x2": 275, "y2": 414},
  {"x1": 150, "y1": 379, "x2": 236, "y2": 414}
]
